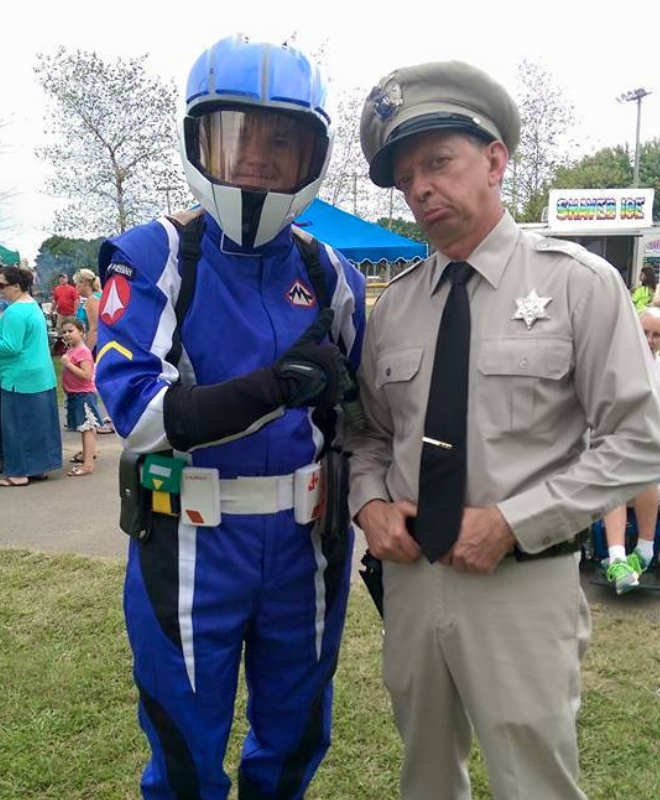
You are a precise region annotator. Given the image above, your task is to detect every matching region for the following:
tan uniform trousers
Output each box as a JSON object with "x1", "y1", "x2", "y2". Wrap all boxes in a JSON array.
[{"x1": 382, "y1": 553, "x2": 591, "y2": 800}]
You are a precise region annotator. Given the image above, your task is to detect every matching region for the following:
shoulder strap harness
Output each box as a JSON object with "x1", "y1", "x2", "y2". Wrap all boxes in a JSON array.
[
  {"x1": 164, "y1": 216, "x2": 340, "y2": 452},
  {"x1": 166, "y1": 217, "x2": 332, "y2": 366}
]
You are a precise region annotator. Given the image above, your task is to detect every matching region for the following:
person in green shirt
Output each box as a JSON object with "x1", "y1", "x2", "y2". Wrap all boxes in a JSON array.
[
  {"x1": 0, "y1": 266, "x2": 62, "y2": 486},
  {"x1": 631, "y1": 265, "x2": 657, "y2": 312}
]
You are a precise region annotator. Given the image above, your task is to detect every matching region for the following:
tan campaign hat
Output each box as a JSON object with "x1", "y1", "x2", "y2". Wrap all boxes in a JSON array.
[{"x1": 360, "y1": 60, "x2": 521, "y2": 187}]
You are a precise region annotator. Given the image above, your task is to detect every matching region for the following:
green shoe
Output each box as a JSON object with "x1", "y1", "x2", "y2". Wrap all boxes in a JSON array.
[
  {"x1": 606, "y1": 558, "x2": 640, "y2": 595},
  {"x1": 628, "y1": 548, "x2": 652, "y2": 575}
]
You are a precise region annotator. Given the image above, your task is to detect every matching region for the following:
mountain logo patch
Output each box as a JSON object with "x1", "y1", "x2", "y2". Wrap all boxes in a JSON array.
[{"x1": 285, "y1": 280, "x2": 316, "y2": 308}]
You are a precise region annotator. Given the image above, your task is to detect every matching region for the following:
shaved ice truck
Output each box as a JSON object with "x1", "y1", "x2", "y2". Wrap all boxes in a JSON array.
[{"x1": 522, "y1": 188, "x2": 660, "y2": 288}]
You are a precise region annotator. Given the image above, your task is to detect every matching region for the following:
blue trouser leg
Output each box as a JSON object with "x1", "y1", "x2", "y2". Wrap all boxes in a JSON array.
[
  {"x1": 126, "y1": 516, "x2": 250, "y2": 800},
  {"x1": 238, "y1": 518, "x2": 354, "y2": 799},
  {"x1": 125, "y1": 512, "x2": 352, "y2": 800}
]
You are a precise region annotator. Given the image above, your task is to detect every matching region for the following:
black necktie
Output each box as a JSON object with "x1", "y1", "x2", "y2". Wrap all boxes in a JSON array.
[{"x1": 414, "y1": 261, "x2": 474, "y2": 563}]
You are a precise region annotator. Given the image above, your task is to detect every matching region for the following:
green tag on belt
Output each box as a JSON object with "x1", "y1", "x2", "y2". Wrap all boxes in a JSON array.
[{"x1": 141, "y1": 454, "x2": 186, "y2": 494}]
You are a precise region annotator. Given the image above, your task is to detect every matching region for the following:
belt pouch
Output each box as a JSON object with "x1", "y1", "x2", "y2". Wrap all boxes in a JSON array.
[
  {"x1": 180, "y1": 467, "x2": 221, "y2": 527},
  {"x1": 294, "y1": 463, "x2": 323, "y2": 524},
  {"x1": 119, "y1": 450, "x2": 150, "y2": 540},
  {"x1": 318, "y1": 449, "x2": 350, "y2": 539},
  {"x1": 141, "y1": 453, "x2": 186, "y2": 519}
]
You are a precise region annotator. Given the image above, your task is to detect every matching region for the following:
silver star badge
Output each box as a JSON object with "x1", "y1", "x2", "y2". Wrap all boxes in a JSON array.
[{"x1": 511, "y1": 289, "x2": 552, "y2": 330}]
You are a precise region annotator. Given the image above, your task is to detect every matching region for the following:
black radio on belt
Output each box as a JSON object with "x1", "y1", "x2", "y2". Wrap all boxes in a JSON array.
[
  {"x1": 318, "y1": 449, "x2": 351, "y2": 540},
  {"x1": 119, "y1": 450, "x2": 150, "y2": 541}
]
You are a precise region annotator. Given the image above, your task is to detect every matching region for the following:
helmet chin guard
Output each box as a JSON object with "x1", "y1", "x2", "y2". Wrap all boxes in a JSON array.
[{"x1": 179, "y1": 35, "x2": 333, "y2": 247}]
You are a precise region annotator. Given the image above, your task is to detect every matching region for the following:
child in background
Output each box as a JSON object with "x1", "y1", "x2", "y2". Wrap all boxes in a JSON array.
[
  {"x1": 602, "y1": 306, "x2": 660, "y2": 593},
  {"x1": 60, "y1": 317, "x2": 104, "y2": 476}
]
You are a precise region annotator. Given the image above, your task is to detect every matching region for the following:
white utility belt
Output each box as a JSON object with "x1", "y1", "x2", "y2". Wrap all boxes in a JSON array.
[{"x1": 179, "y1": 463, "x2": 322, "y2": 528}]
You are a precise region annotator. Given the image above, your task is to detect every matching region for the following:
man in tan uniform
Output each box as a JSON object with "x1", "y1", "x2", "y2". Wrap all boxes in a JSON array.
[{"x1": 349, "y1": 61, "x2": 660, "y2": 800}]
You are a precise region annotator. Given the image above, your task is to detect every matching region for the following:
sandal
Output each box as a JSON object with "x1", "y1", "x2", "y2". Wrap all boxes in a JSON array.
[
  {"x1": 67, "y1": 466, "x2": 93, "y2": 477},
  {"x1": 69, "y1": 452, "x2": 97, "y2": 464},
  {"x1": 97, "y1": 425, "x2": 115, "y2": 435},
  {"x1": 0, "y1": 477, "x2": 29, "y2": 487}
]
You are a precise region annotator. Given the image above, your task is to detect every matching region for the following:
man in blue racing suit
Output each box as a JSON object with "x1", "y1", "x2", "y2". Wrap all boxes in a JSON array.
[{"x1": 95, "y1": 34, "x2": 366, "y2": 800}]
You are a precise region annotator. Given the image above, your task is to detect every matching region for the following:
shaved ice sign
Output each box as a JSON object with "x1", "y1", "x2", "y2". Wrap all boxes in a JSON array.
[{"x1": 548, "y1": 188, "x2": 655, "y2": 229}]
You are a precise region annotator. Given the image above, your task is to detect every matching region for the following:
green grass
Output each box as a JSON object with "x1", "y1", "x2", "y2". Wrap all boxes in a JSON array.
[
  {"x1": 52, "y1": 355, "x2": 64, "y2": 405},
  {"x1": 0, "y1": 548, "x2": 658, "y2": 799}
]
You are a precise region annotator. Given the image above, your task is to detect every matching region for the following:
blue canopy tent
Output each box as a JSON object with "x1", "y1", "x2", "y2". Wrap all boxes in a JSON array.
[
  {"x1": 294, "y1": 199, "x2": 427, "y2": 265},
  {"x1": 0, "y1": 242, "x2": 21, "y2": 266}
]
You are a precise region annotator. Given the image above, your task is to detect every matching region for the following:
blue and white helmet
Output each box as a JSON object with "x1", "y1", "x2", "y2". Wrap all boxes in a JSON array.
[{"x1": 180, "y1": 34, "x2": 333, "y2": 248}]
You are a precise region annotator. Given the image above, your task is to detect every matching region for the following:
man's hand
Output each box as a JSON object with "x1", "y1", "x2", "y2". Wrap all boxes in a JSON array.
[
  {"x1": 272, "y1": 308, "x2": 351, "y2": 409},
  {"x1": 440, "y1": 506, "x2": 516, "y2": 574},
  {"x1": 357, "y1": 499, "x2": 422, "y2": 564}
]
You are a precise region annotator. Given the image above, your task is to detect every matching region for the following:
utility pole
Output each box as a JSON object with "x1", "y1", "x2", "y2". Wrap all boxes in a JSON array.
[
  {"x1": 617, "y1": 87, "x2": 652, "y2": 188},
  {"x1": 157, "y1": 185, "x2": 177, "y2": 215}
]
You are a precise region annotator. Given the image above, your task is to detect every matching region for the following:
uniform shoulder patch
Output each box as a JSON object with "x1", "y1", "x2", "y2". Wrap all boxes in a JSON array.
[
  {"x1": 100, "y1": 274, "x2": 132, "y2": 325},
  {"x1": 106, "y1": 262, "x2": 136, "y2": 281}
]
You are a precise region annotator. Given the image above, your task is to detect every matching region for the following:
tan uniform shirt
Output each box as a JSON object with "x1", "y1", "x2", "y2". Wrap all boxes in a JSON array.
[{"x1": 348, "y1": 210, "x2": 660, "y2": 553}]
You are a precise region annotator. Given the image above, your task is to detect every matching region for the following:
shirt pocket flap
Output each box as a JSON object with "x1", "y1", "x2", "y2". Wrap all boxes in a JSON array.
[
  {"x1": 375, "y1": 347, "x2": 424, "y2": 388},
  {"x1": 477, "y1": 338, "x2": 573, "y2": 380}
]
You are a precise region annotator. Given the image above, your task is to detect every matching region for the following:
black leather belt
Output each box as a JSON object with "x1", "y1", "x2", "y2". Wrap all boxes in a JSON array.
[
  {"x1": 510, "y1": 531, "x2": 587, "y2": 562},
  {"x1": 405, "y1": 518, "x2": 587, "y2": 563}
]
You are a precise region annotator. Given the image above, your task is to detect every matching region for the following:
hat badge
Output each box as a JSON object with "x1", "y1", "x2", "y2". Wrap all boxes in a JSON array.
[{"x1": 368, "y1": 76, "x2": 403, "y2": 122}]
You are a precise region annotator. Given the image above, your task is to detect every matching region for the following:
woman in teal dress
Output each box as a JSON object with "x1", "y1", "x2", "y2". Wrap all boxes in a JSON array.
[{"x1": 0, "y1": 266, "x2": 62, "y2": 486}]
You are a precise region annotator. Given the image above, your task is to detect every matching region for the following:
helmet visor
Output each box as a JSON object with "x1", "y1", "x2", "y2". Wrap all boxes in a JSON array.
[{"x1": 195, "y1": 108, "x2": 324, "y2": 193}]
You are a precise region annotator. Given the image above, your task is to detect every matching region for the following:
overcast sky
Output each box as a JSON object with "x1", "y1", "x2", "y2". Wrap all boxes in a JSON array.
[{"x1": 2, "y1": 0, "x2": 659, "y2": 260}]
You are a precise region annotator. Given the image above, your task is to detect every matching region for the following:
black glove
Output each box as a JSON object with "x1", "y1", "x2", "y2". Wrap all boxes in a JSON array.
[{"x1": 272, "y1": 308, "x2": 350, "y2": 409}]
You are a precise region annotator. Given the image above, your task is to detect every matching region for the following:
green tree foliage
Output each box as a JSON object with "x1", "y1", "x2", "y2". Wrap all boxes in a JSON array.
[
  {"x1": 34, "y1": 48, "x2": 190, "y2": 238},
  {"x1": 553, "y1": 145, "x2": 633, "y2": 189},
  {"x1": 376, "y1": 217, "x2": 428, "y2": 245},
  {"x1": 35, "y1": 235, "x2": 104, "y2": 288},
  {"x1": 639, "y1": 139, "x2": 660, "y2": 220},
  {"x1": 503, "y1": 59, "x2": 575, "y2": 222}
]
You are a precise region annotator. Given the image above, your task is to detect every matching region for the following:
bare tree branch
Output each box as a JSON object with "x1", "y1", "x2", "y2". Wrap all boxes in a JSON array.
[
  {"x1": 34, "y1": 47, "x2": 192, "y2": 237},
  {"x1": 503, "y1": 59, "x2": 575, "y2": 222}
]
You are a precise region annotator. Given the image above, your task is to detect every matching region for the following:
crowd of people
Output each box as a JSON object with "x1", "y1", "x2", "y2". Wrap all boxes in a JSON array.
[
  {"x1": 2, "y1": 35, "x2": 659, "y2": 800},
  {"x1": 0, "y1": 265, "x2": 110, "y2": 485}
]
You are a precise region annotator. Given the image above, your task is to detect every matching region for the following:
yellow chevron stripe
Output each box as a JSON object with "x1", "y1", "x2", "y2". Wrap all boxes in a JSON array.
[{"x1": 95, "y1": 341, "x2": 133, "y2": 365}]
